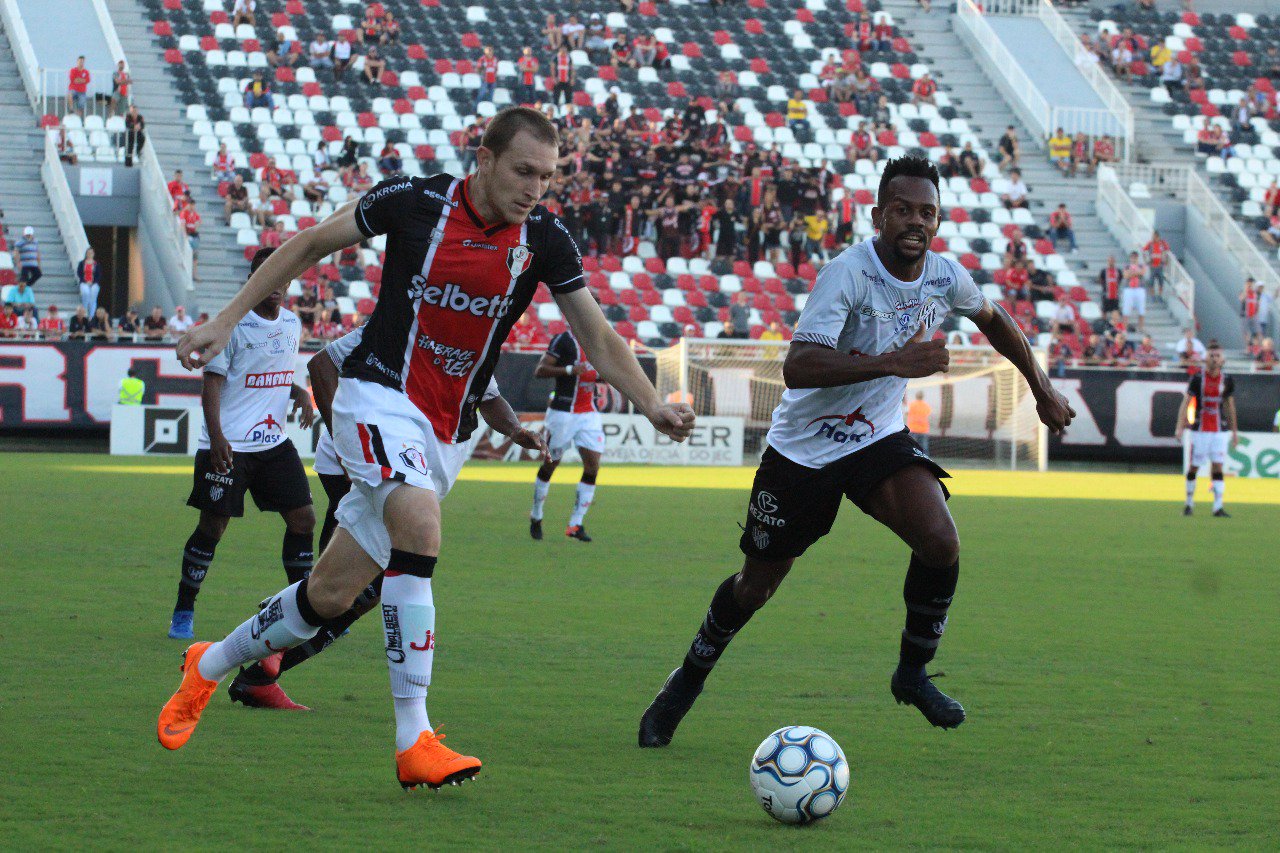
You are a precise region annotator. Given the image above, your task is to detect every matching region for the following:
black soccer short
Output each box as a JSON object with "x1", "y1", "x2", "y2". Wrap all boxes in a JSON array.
[
  {"x1": 187, "y1": 439, "x2": 312, "y2": 517},
  {"x1": 1102, "y1": 297, "x2": 1119, "y2": 315},
  {"x1": 739, "y1": 430, "x2": 950, "y2": 562}
]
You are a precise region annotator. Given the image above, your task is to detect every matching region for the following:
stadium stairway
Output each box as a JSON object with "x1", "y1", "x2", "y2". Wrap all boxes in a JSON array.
[
  {"x1": 106, "y1": 0, "x2": 246, "y2": 309},
  {"x1": 0, "y1": 21, "x2": 77, "y2": 309},
  {"x1": 887, "y1": 0, "x2": 1182, "y2": 348}
]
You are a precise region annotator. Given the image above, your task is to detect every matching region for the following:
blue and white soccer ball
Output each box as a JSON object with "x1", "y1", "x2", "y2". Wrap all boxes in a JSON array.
[{"x1": 748, "y1": 725, "x2": 850, "y2": 825}]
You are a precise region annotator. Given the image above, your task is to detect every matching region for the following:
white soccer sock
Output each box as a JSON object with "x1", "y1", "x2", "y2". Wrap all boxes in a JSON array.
[
  {"x1": 1211, "y1": 479, "x2": 1224, "y2": 511},
  {"x1": 531, "y1": 477, "x2": 551, "y2": 521},
  {"x1": 1185, "y1": 475, "x2": 1196, "y2": 506},
  {"x1": 382, "y1": 572, "x2": 435, "y2": 751},
  {"x1": 569, "y1": 482, "x2": 596, "y2": 527},
  {"x1": 197, "y1": 581, "x2": 321, "y2": 682}
]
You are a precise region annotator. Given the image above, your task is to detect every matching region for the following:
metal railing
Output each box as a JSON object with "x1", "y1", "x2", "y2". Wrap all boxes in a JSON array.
[
  {"x1": 1096, "y1": 165, "x2": 1195, "y2": 327},
  {"x1": 38, "y1": 67, "x2": 123, "y2": 123},
  {"x1": 955, "y1": 0, "x2": 1053, "y2": 140},
  {"x1": 1185, "y1": 168, "x2": 1280, "y2": 294},
  {"x1": 40, "y1": 130, "x2": 91, "y2": 277}
]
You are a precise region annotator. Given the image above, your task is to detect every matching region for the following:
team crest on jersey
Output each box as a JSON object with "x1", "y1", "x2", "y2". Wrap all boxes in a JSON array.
[
  {"x1": 398, "y1": 443, "x2": 429, "y2": 475},
  {"x1": 506, "y1": 244, "x2": 533, "y2": 278}
]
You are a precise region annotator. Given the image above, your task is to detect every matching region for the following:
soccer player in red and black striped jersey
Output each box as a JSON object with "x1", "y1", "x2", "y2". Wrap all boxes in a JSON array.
[
  {"x1": 162, "y1": 107, "x2": 695, "y2": 789},
  {"x1": 1175, "y1": 342, "x2": 1238, "y2": 517},
  {"x1": 529, "y1": 329, "x2": 605, "y2": 541}
]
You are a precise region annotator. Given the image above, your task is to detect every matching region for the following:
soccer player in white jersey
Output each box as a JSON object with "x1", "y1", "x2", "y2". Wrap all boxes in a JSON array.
[
  {"x1": 168, "y1": 248, "x2": 315, "y2": 641},
  {"x1": 228, "y1": 325, "x2": 549, "y2": 710},
  {"x1": 1174, "y1": 342, "x2": 1237, "y2": 517},
  {"x1": 529, "y1": 328, "x2": 605, "y2": 541},
  {"x1": 639, "y1": 157, "x2": 1076, "y2": 746},
  {"x1": 159, "y1": 107, "x2": 694, "y2": 790}
]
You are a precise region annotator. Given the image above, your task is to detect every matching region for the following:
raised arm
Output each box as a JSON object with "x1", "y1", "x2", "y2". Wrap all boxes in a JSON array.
[
  {"x1": 971, "y1": 299, "x2": 1074, "y2": 433},
  {"x1": 554, "y1": 287, "x2": 693, "y2": 441},
  {"x1": 177, "y1": 201, "x2": 363, "y2": 369}
]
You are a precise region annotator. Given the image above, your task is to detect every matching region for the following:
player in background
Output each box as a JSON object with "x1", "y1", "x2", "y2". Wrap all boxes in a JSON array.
[
  {"x1": 1175, "y1": 342, "x2": 1237, "y2": 517},
  {"x1": 529, "y1": 329, "x2": 604, "y2": 541},
  {"x1": 160, "y1": 107, "x2": 695, "y2": 791},
  {"x1": 168, "y1": 247, "x2": 315, "y2": 640},
  {"x1": 228, "y1": 325, "x2": 549, "y2": 709},
  {"x1": 638, "y1": 156, "x2": 1075, "y2": 747}
]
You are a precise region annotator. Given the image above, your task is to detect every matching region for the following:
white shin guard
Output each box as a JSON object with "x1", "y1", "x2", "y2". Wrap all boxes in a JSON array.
[{"x1": 382, "y1": 574, "x2": 435, "y2": 699}]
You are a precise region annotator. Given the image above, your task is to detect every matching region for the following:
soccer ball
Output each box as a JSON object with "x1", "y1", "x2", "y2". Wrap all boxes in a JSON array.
[{"x1": 748, "y1": 725, "x2": 850, "y2": 824}]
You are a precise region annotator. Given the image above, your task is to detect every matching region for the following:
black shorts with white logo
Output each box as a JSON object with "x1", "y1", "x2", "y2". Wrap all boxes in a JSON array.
[
  {"x1": 739, "y1": 429, "x2": 950, "y2": 561},
  {"x1": 187, "y1": 439, "x2": 312, "y2": 518}
]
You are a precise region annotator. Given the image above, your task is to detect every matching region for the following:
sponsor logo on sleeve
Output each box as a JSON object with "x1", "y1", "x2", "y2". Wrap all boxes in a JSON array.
[{"x1": 361, "y1": 180, "x2": 413, "y2": 210}]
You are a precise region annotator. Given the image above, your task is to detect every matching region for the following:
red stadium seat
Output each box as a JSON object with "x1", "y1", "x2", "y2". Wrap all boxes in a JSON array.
[
  {"x1": 774, "y1": 262, "x2": 796, "y2": 278},
  {"x1": 200, "y1": 36, "x2": 218, "y2": 52},
  {"x1": 614, "y1": 321, "x2": 637, "y2": 340},
  {"x1": 677, "y1": 273, "x2": 696, "y2": 291},
  {"x1": 598, "y1": 64, "x2": 617, "y2": 82},
  {"x1": 153, "y1": 20, "x2": 172, "y2": 36},
  {"x1": 747, "y1": 0, "x2": 766, "y2": 8},
  {"x1": 628, "y1": 305, "x2": 648, "y2": 322},
  {"x1": 581, "y1": 256, "x2": 599, "y2": 272},
  {"x1": 271, "y1": 12, "x2": 290, "y2": 27},
  {"x1": 959, "y1": 253, "x2": 980, "y2": 270},
  {"x1": 1035, "y1": 238, "x2": 1055, "y2": 255},
  {"x1": 698, "y1": 275, "x2": 719, "y2": 292},
  {"x1": 744, "y1": 19, "x2": 765, "y2": 35},
  {"x1": 682, "y1": 42, "x2": 702, "y2": 58},
  {"x1": 285, "y1": 0, "x2": 303, "y2": 12},
  {"x1": 673, "y1": 306, "x2": 695, "y2": 324},
  {"x1": 713, "y1": 31, "x2": 733, "y2": 46},
  {"x1": 741, "y1": 277, "x2": 762, "y2": 294},
  {"x1": 1232, "y1": 51, "x2": 1251, "y2": 67},
  {"x1": 39, "y1": 114, "x2": 59, "y2": 128},
  {"x1": 638, "y1": 1, "x2": 658, "y2": 15},
  {"x1": 774, "y1": 293, "x2": 796, "y2": 311},
  {"x1": 797, "y1": 262, "x2": 817, "y2": 280},
  {"x1": 242, "y1": 38, "x2": 261, "y2": 53},
  {"x1": 931, "y1": 237, "x2": 947, "y2": 252},
  {"x1": 846, "y1": 0, "x2": 865, "y2": 11},
  {"x1": 750, "y1": 57, "x2": 770, "y2": 75},
  {"x1": 321, "y1": 126, "x2": 342, "y2": 142},
  {"x1": 685, "y1": 290, "x2": 708, "y2": 308},
  {"x1": 595, "y1": 287, "x2": 618, "y2": 305},
  {"x1": 632, "y1": 273, "x2": 653, "y2": 290},
  {"x1": 890, "y1": 63, "x2": 910, "y2": 79},
  {"x1": 588, "y1": 271, "x2": 609, "y2": 290},
  {"x1": 600, "y1": 256, "x2": 622, "y2": 273},
  {"x1": 162, "y1": 0, "x2": 179, "y2": 9},
  {"x1": 209, "y1": 10, "x2": 228, "y2": 25},
  {"x1": 356, "y1": 299, "x2": 377, "y2": 316},
  {"x1": 302, "y1": 82, "x2": 323, "y2": 96},
  {"x1": 948, "y1": 207, "x2": 970, "y2": 223},
  {"x1": 854, "y1": 189, "x2": 875, "y2": 205},
  {"x1": 764, "y1": 112, "x2": 785, "y2": 128},
  {"x1": 393, "y1": 98, "x2": 413, "y2": 114},
  {"x1": 1184, "y1": 36, "x2": 1202, "y2": 52},
  {"x1": 364, "y1": 266, "x2": 383, "y2": 284},
  {"x1": 1228, "y1": 25, "x2": 1249, "y2": 41},
  {"x1": 461, "y1": 33, "x2": 481, "y2": 49},
  {"x1": 644, "y1": 257, "x2": 665, "y2": 274},
  {"x1": 763, "y1": 277, "x2": 784, "y2": 294},
  {"x1": 732, "y1": 260, "x2": 752, "y2": 277}
]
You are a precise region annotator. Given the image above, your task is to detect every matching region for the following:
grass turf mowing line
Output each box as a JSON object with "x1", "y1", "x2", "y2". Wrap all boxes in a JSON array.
[{"x1": 1, "y1": 453, "x2": 1275, "y2": 848}]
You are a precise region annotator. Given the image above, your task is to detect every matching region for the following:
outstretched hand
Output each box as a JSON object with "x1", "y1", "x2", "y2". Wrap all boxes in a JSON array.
[
  {"x1": 649, "y1": 403, "x2": 696, "y2": 442},
  {"x1": 177, "y1": 320, "x2": 232, "y2": 370}
]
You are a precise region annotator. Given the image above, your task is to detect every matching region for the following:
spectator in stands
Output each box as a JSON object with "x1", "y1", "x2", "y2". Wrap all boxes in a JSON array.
[
  {"x1": 1069, "y1": 132, "x2": 1090, "y2": 177},
  {"x1": 142, "y1": 305, "x2": 165, "y2": 340},
  {"x1": 562, "y1": 14, "x2": 585, "y2": 51},
  {"x1": 123, "y1": 104, "x2": 145, "y2": 167},
  {"x1": 786, "y1": 90, "x2": 811, "y2": 141},
  {"x1": 362, "y1": 45, "x2": 386, "y2": 85},
  {"x1": 1051, "y1": 296, "x2": 1075, "y2": 336},
  {"x1": 633, "y1": 32, "x2": 657, "y2": 69},
  {"x1": 1091, "y1": 134, "x2": 1117, "y2": 171},
  {"x1": 166, "y1": 169, "x2": 188, "y2": 209},
  {"x1": 67, "y1": 57, "x2": 90, "y2": 117},
  {"x1": 1001, "y1": 169, "x2": 1029, "y2": 209},
  {"x1": 1027, "y1": 259, "x2": 1054, "y2": 301},
  {"x1": 1143, "y1": 230, "x2": 1169, "y2": 297},
  {"x1": 1121, "y1": 251, "x2": 1146, "y2": 333},
  {"x1": 9, "y1": 279, "x2": 36, "y2": 319},
  {"x1": 760, "y1": 320, "x2": 787, "y2": 345},
  {"x1": 474, "y1": 46, "x2": 498, "y2": 110},
  {"x1": 996, "y1": 126, "x2": 1020, "y2": 172},
  {"x1": 223, "y1": 174, "x2": 249, "y2": 223},
  {"x1": 335, "y1": 135, "x2": 359, "y2": 174},
  {"x1": 249, "y1": 185, "x2": 274, "y2": 228},
  {"x1": 1049, "y1": 203, "x2": 1077, "y2": 253},
  {"x1": 848, "y1": 121, "x2": 878, "y2": 164},
  {"x1": 261, "y1": 220, "x2": 287, "y2": 249},
  {"x1": 168, "y1": 305, "x2": 194, "y2": 336},
  {"x1": 264, "y1": 28, "x2": 298, "y2": 69},
  {"x1": 551, "y1": 46, "x2": 575, "y2": 107},
  {"x1": 349, "y1": 161, "x2": 375, "y2": 194},
  {"x1": 728, "y1": 290, "x2": 751, "y2": 333},
  {"x1": 332, "y1": 35, "x2": 353, "y2": 80},
  {"x1": 958, "y1": 141, "x2": 984, "y2": 179},
  {"x1": 1175, "y1": 327, "x2": 1205, "y2": 368},
  {"x1": 1159, "y1": 54, "x2": 1183, "y2": 94},
  {"x1": 1134, "y1": 335, "x2": 1160, "y2": 368},
  {"x1": 1230, "y1": 98, "x2": 1254, "y2": 139},
  {"x1": 243, "y1": 70, "x2": 275, "y2": 109},
  {"x1": 1082, "y1": 333, "x2": 1106, "y2": 365},
  {"x1": 1264, "y1": 44, "x2": 1280, "y2": 81},
  {"x1": 542, "y1": 14, "x2": 562, "y2": 52},
  {"x1": 712, "y1": 200, "x2": 741, "y2": 261},
  {"x1": 16, "y1": 227, "x2": 41, "y2": 287},
  {"x1": 0, "y1": 304, "x2": 18, "y2": 338},
  {"x1": 110, "y1": 61, "x2": 131, "y2": 115},
  {"x1": 1048, "y1": 331, "x2": 1071, "y2": 376},
  {"x1": 312, "y1": 315, "x2": 340, "y2": 342},
  {"x1": 38, "y1": 305, "x2": 64, "y2": 338},
  {"x1": 1196, "y1": 120, "x2": 1231, "y2": 160},
  {"x1": 16, "y1": 307, "x2": 38, "y2": 337},
  {"x1": 911, "y1": 72, "x2": 938, "y2": 107},
  {"x1": 89, "y1": 307, "x2": 113, "y2": 341},
  {"x1": 117, "y1": 307, "x2": 140, "y2": 338},
  {"x1": 803, "y1": 209, "x2": 829, "y2": 264},
  {"x1": 1109, "y1": 331, "x2": 1134, "y2": 367},
  {"x1": 359, "y1": 7, "x2": 382, "y2": 44},
  {"x1": 1241, "y1": 278, "x2": 1264, "y2": 339},
  {"x1": 517, "y1": 47, "x2": 539, "y2": 105},
  {"x1": 232, "y1": 0, "x2": 255, "y2": 28},
  {"x1": 179, "y1": 197, "x2": 201, "y2": 280},
  {"x1": 76, "y1": 248, "x2": 101, "y2": 315},
  {"x1": 611, "y1": 32, "x2": 636, "y2": 69},
  {"x1": 585, "y1": 14, "x2": 610, "y2": 58},
  {"x1": 1260, "y1": 285, "x2": 1275, "y2": 340},
  {"x1": 849, "y1": 67, "x2": 878, "y2": 116},
  {"x1": 67, "y1": 305, "x2": 91, "y2": 340},
  {"x1": 1260, "y1": 213, "x2": 1280, "y2": 248},
  {"x1": 377, "y1": 142, "x2": 403, "y2": 176},
  {"x1": 1048, "y1": 127, "x2": 1072, "y2": 176},
  {"x1": 293, "y1": 286, "x2": 318, "y2": 331},
  {"x1": 212, "y1": 143, "x2": 235, "y2": 183},
  {"x1": 309, "y1": 34, "x2": 334, "y2": 71},
  {"x1": 717, "y1": 318, "x2": 745, "y2": 339},
  {"x1": 1004, "y1": 259, "x2": 1029, "y2": 302},
  {"x1": 56, "y1": 127, "x2": 77, "y2": 165},
  {"x1": 1257, "y1": 338, "x2": 1277, "y2": 371},
  {"x1": 382, "y1": 11, "x2": 400, "y2": 44}
]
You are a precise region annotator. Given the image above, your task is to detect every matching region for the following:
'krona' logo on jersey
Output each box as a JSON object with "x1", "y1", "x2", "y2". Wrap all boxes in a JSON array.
[
  {"x1": 244, "y1": 370, "x2": 294, "y2": 388},
  {"x1": 806, "y1": 408, "x2": 875, "y2": 444},
  {"x1": 361, "y1": 180, "x2": 412, "y2": 209},
  {"x1": 244, "y1": 413, "x2": 284, "y2": 443},
  {"x1": 407, "y1": 278, "x2": 514, "y2": 319}
]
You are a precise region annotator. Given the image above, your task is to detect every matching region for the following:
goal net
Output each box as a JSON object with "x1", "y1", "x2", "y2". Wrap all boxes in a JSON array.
[{"x1": 656, "y1": 338, "x2": 1047, "y2": 470}]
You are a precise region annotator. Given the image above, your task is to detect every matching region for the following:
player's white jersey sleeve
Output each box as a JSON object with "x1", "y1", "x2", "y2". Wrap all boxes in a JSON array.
[
  {"x1": 791, "y1": 259, "x2": 860, "y2": 350},
  {"x1": 324, "y1": 325, "x2": 365, "y2": 367},
  {"x1": 199, "y1": 308, "x2": 303, "y2": 453},
  {"x1": 947, "y1": 260, "x2": 986, "y2": 318}
]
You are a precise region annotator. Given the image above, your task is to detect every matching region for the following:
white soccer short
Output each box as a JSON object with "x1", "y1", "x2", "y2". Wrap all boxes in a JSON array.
[
  {"x1": 312, "y1": 428, "x2": 345, "y2": 476},
  {"x1": 1190, "y1": 431, "x2": 1229, "y2": 467},
  {"x1": 331, "y1": 377, "x2": 470, "y2": 568},
  {"x1": 544, "y1": 408, "x2": 605, "y2": 460},
  {"x1": 1121, "y1": 287, "x2": 1146, "y2": 317}
]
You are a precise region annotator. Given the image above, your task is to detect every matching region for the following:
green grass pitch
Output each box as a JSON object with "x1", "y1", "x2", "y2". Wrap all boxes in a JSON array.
[{"x1": 0, "y1": 454, "x2": 1275, "y2": 849}]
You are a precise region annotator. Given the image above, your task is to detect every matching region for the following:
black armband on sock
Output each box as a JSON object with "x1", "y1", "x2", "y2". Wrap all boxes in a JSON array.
[
  {"x1": 388, "y1": 548, "x2": 436, "y2": 579},
  {"x1": 295, "y1": 577, "x2": 324, "y2": 628},
  {"x1": 900, "y1": 556, "x2": 960, "y2": 669},
  {"x1": 282, "y1": 531, "x2": 314, "y2": 584}
]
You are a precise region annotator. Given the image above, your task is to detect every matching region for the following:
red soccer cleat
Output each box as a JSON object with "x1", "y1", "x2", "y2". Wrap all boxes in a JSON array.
[{"x1": 228, "y1": 675, "x2": 312, "y2": 711}]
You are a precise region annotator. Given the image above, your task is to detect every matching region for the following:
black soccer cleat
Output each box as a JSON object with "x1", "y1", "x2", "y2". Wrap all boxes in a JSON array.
[
  {"x1": 530, "y1": 518, "x2": 543, "y2": 540},
  {"x1": 565, "y1": 524, "x2": 592, "y2": 542},
  {"x1": 638, "y1": 668, "x2": 703, "y2": 748},
  {"x1": 1183, "y1": 505, "x2": 1193, "y2": 516},
  {"x1": 1213, "y1": 508, "x2": 1230, "y2": 518},
  {"x1": 891, "y1": 668, "x2": 966, "y2": 729}
]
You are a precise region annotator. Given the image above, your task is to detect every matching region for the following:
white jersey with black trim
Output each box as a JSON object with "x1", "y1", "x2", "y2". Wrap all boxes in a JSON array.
[
  {"x1": 201, "y1": 307, "x2": 303, "y2": 452},
  {"x1": 766, "y1": 238, "x2": 986, "y2": 468}
]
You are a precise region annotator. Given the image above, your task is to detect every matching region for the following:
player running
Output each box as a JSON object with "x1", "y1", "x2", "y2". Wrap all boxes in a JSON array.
[
  {"x1": 1175, "y1": 342, "x2": 1237, "y2": 517},
  {"x1": 529, "y1": 328, "x2": 604, "y2": 542},
  {"x1": 638, "y1": 156, "x2": 1075, "y2": 746},
  {"x1": 160, "y1": 107, "x2": 695, "y2": 790},
  {"x1": 228, "y1": 324, "x2": 549, "y2": 710},
  {"x1": 168, "y1": 247, "x2": 315, "y2": 640}
]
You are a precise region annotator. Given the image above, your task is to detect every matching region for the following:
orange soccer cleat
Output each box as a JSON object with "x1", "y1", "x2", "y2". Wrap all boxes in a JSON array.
[
  {"x1": 394, "y1": 728, "x2": 482, "y2": 791},
  {"x1": 157, "y1": 642, "x2": 219, "y2": 750}
]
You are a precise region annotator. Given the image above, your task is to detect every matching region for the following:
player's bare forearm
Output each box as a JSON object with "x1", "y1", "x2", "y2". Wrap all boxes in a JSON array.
[
  {"x1": 556, "y1": 288, "x2": 662, "y2": 416},
  {"x1": 307, "y1": 348, "x2": 340, "y2": 430},
  {"x1": 533, "y1": 354, "x2": 567, "y2": 379},
  {"x1": 478, "y1": 395, "x2": 522, "y2": 437},
  {"x1": 1175, "y1": 395, "x2": 1190, "y2": 436},
  {"x1": 972, "y1": 300, "x2": 1052, "y2": 399},
  {"x1": 202, "y1": 372, "x2": 227, "y2": 441},
  {"x1": 783, "y1": 341, "x2": 903, "y2": 389}
]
